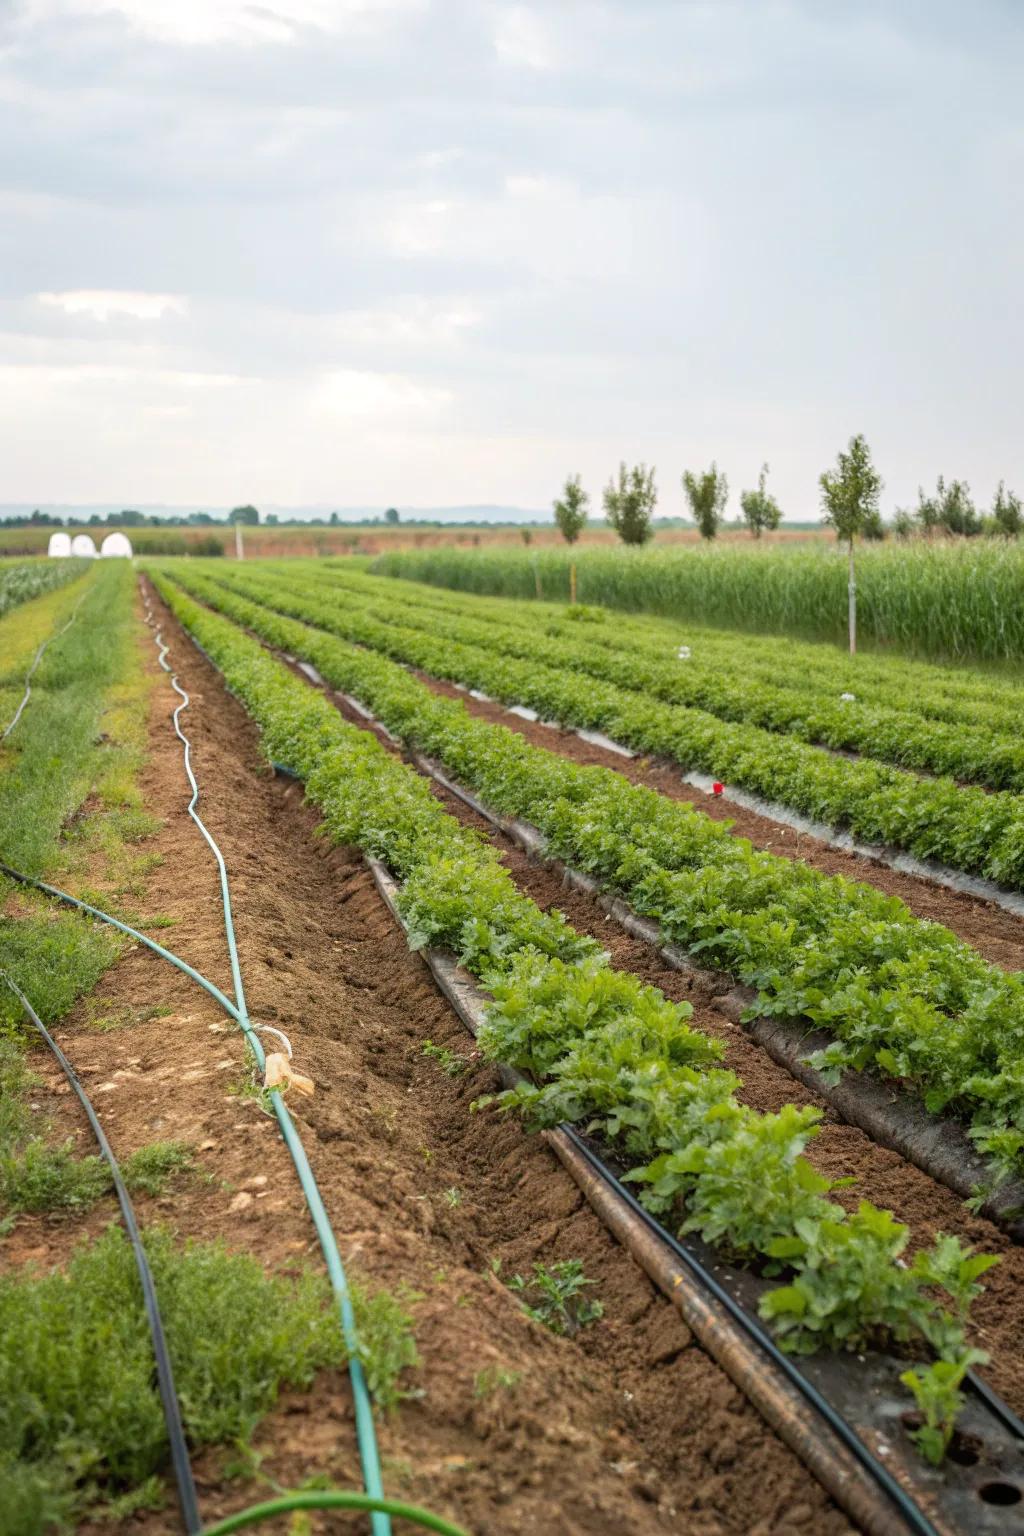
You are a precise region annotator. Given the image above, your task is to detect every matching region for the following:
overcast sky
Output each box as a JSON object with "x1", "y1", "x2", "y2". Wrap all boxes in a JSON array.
[{"x1": 2, "y1": 0, "x2": 1021, "y2": 517}]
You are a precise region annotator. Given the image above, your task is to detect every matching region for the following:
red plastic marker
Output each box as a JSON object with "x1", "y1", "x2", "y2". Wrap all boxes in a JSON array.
[{"x1": 712, "y1": 781, "x2": 724, "y2": 796}]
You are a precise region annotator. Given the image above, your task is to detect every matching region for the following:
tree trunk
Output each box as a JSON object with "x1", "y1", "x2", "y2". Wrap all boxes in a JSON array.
[
  {"x1": 235, "y1": 522, "x2": 245, "y2": 561},
  {"x1": 847, "y1": 539, "x2": 856, "y2": 655}
]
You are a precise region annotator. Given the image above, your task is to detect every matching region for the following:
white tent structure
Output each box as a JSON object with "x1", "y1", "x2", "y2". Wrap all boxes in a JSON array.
[
  {"x1": 47, "y1": 531, "x2": 72, "y2": 557},
  {"x1": 69, "y1": 533, "x2": 99, "y2": 558},
  {"x1": 100, "y1": 532, "x2": 133, "y2": 558}
]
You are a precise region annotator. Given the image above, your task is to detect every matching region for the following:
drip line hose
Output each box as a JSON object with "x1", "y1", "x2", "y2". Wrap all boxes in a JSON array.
[
  {"x1": 0, "y1": 967, "x2": 203, "y2": 1536},
  {"x1": 1, "y1": 578, "x2": 94, "y2": 742},
  {"x1": 561, "y1": 1126, "x2": 941, "y2": 1536},
  {"x1": 142, "y1": 606, "x2": 391, "y2": 1535},
  {"x1": 201, "y1": 1493, "x2": 468, "y2": 1535},
  {"x1": 0, "y1": 888, "x2": 470, "y2": 1536}
]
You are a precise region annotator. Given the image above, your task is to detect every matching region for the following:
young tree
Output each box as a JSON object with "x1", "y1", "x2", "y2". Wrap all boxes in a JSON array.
[
  {"x1": 937, "y1": 478, "x2": 979, "y2": 536},
  {"x1": 603, "y1": 463, "x2": 656, "y2": 545},
  {"x1": 554, "y1": 474, "x2": 589, "y2": 544},
  {"x1": 992, "y1": 481, "x2": 1023, "y2": 536},
  {"x1": 738, "y1": 463, "x2": 782, "y2": 538},
  {"x1": 385, "y1": 506, "x2": 400, "y2": 525},
  {"x1": 819, "y1": 434, "x2": 882, "y2": 655},
  {"x1": 682, "y1": 462, "x2": 729, "y2": 540}
]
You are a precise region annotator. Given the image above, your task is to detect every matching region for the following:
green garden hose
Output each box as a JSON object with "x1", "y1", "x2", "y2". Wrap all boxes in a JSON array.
[{"x1": 202, "y1": 1492, "x2": 467, "y2": 1536}]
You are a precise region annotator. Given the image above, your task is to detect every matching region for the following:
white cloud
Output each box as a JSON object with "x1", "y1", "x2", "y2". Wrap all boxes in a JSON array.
[
  {"x1": 37, "y1": 291, "x2": 189, "y2": 321},
  {"x1": 20, "y1": 0, "x2": 425, "y2": 47},
  {"x1": 494, "y1": 5, "x2": 554, "y2": 70}
]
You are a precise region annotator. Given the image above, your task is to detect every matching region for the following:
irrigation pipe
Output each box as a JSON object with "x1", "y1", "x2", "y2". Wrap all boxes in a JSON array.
[
  {"x1": 0, "y1": 578, "x2": 94, "y2": 742},
  {"x1": 142, "y1": 603, "x2": 391, "y2": 1536},
  {"x1": 0, "y1": 592, "x2": 457, "y2": 1536},
  {"x1": 0, "y1": 967, "x2": 203, "y2": 1536},
  {"x1": 202, "y1": 1493, "x2": 468, "y2": 1536},
  {"x1": 0, "y1": 871, "x2": 461, "y2": 1532},
  {"x1": 363, "y1": 854, "x2": 943, "y2": 1536}
]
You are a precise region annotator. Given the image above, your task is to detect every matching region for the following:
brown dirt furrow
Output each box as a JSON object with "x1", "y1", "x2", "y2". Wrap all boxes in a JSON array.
[
  {"x1": 411, "y1": 672, "x2": 1024, "y2": 973},
  {"x1": 8, "y1": 580, "x2": 862, "y2": 1535}
]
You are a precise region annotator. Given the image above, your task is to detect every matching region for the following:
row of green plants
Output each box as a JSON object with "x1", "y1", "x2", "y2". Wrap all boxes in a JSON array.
[
  {"x1": 371, "y1": 539, "x2": 1024, "y2": 664},
  {"x1": 317, "y1": 559, "x2": 1024, "y2": 731},
  {"x1": 0, "y1": 558, "x2": 87, "y2": 621},
  {"x1": 200, "y1": 561, "x2": 1024, "y2": 890},
  {"x1": 161, "y1": 563, "x2": 1024, "y2": 1179},
  {"x1": 151, "y1": 564, "x2": 1000, "y2": 1465},
  {"x1": 289, "y1": 562, "x2": 1024, "y2": 791}
]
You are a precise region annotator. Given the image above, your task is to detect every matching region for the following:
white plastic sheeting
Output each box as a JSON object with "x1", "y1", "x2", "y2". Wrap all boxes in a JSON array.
[
  {"x1": 47, "y1": 532, "x2": 72, "y2": 557},
  {"x1": 100, "y1": 532, "x2": 133, "y2": 558},
  {"x1": 69, "y1": 533, "x2": 99, "y2": 558}
]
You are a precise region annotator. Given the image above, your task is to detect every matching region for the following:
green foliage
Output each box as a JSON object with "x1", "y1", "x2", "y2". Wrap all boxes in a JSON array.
[
  {"x1": 371, "y1": 538, "x2": 1024, "y2": 665},
  {"x1": 473, "y1": 1365, "x2": 521, "y2": 1398},
  {"x1": 0, "y1": 560, "x2": 88, "y2": 621},
  {"x1": 819, "y1": 433, "x2": 882, "y2": 546},
  {"x1": 121, "y1": 1141, "x2": 195, "y2": 1196},
  {"x1": 739, "y1": 463, "x2": 782, "y2": 538},
  {"x1": 347, "y1": 1279, "x2": 421, "y2": 1410},
  {"x1": 553, "y1": 474, "x2": 588, "y2": 544},
  {"x1": 159, "y1": 560, "x2": 1024, "y2": 1181},
  {"x1": 682, "y1": 462, "x2": 729, "y2": 540},
  {"x1": 915, "y1": 477, "x2": 980, "y2": 538},
  {"x1": 603, "y1": 462, "x2": 656, "y2": 545},
  {"x1": 1, "y1": 1138, "x2": 110, "y2": 1217},
  {"x1": 0, "y1": 1225, "x2": 346, "y2": 1525},
  {"x1": 506, "y1": 1260, "x2": 603, "y2": 1336},
  {"x1": 421, "y1": 1040, "x2": 469, "y2": 1077},
  {"x1": 229, "y1": 504, "x2": 260, "y2": 525},
  {"x1": 900, "y1": 1352, "x2": 986, "y2": 1465},
  {"x1": 992, "y1": 480, "x2": 1023, "y2": 537}
]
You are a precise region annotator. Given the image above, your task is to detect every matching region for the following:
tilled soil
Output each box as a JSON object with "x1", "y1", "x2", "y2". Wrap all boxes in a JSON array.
[
  {"x1": 413, "y1": 675, "x2": 1024, "y2": 973},
  {"x1": 6, "y1": 582, "x2": 858, "y2": 1536}
]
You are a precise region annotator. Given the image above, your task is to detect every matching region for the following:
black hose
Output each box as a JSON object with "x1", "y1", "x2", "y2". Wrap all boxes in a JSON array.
[
  {"x1": 561, "y1": 1125, "x2": 942, "y2": 1536},
  {"x1": 0, "y1": 970, "x2": 203, "y2": 1535}
]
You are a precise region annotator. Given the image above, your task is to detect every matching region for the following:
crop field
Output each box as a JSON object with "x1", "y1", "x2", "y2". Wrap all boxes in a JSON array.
[
  {"x1": 5, "y1": 554, "x2": 1024, "y2": 1536},
  {"x1": 375, "y1": 542, "x2": 1024, "y2": 665}
]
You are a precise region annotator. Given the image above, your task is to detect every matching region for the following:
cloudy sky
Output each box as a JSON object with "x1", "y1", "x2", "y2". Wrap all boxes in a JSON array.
[{"x1": 1, "y1": 0, "x2": 1021, "y2": 517}]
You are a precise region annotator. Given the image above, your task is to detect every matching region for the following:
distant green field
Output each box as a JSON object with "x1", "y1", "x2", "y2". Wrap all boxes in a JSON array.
[{"x1": 373, "y1": 540, "x2": 1024, "y2": 665}]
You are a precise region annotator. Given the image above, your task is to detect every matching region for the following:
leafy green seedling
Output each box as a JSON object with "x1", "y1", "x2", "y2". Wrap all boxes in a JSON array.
[
  {"x1": 507, "y1": 1259, "x2": 603, "y2": 1337},
  {"x1": 421, "y1": 1040, "x2": 469, "y2": 1077}
]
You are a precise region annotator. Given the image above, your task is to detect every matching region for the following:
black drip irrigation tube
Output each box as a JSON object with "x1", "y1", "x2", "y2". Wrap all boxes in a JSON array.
[{"x1": 0, "y1": 967, "x2": 203, "y2": 1536}]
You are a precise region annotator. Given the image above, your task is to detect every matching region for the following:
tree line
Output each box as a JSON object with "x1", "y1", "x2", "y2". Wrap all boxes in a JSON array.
[{"x1": 552, "y1": 437, "x2": 1023, "y2": 545}]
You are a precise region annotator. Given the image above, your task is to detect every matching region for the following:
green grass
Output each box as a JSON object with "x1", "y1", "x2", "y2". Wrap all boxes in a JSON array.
[
  {"x1": 0, "y1": 561, "x2": 155, "y2": 1037},
  {"x1": 372, "y1": 541, "x2": 1024, "y2": 665},
  {"x1": 0, "y1": 1226, "x2": 347, "y2": 1528},
  {"x1": 0, "y1": 1040, "x2": 195, "y2": 1219}
]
